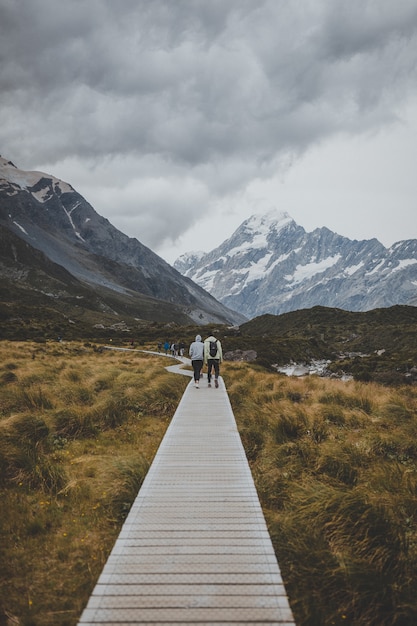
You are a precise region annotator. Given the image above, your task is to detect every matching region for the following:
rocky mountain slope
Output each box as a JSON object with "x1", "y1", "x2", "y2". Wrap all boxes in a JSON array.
[
  {"x1": 0, "y1": 157, "x2": 245, "y2": 328},
  {"x1": 175, "y1": 210, "x2": 417, "y2": 319}
]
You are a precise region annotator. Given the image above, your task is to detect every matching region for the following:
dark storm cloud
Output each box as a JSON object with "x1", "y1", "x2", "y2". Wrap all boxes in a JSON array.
[
  {"x1": 1, "y1": 0, "x2": 417, "y2": 252},
  {"x1": 2, "y1": 0, "x2": 416, "y2": 162}
]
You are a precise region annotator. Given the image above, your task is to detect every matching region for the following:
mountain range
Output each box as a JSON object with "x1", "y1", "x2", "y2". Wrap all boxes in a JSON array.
[
  {"x1": 174, "y1": 210, "x2": 417, "y2": 319},
  {"x1": 2, "y1": 154, "x2": 416, "y2": 334},
  {"x1": 0, "y1": 156, "x2": 245, "y2": 334}
]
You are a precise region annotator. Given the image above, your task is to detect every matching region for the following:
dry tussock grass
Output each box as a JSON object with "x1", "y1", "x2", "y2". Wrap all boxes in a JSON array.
[
  {"x1": 224, "y1": 363, "x2": 417, "y2": 626},
  {"x1": 0, "y1": 341, "x2": 187, "y2": 626},
  {"x1": 3, "y1": 345, "x2": 416, "y2": 625}
]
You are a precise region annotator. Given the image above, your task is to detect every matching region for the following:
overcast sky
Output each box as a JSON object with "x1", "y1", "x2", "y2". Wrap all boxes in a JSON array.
[{"x1": 1, "y1": 0, "x2": 417, "y2": 264}]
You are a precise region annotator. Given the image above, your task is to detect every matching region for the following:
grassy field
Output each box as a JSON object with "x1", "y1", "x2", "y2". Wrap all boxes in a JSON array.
[
  {"x1": 0, "y1": 341, "x2": 188, "y2": 626},
  {"x1": 1, "y1": 341, "x2": 417, "y2": 625},
  {"x1": 224, "y1": 363, "x2": 417, "y2": 626}
]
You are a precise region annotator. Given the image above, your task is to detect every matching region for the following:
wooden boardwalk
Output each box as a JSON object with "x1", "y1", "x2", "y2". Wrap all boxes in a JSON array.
[{"x1": 78, "y1": 367, "x2": 295, "y2": 625}]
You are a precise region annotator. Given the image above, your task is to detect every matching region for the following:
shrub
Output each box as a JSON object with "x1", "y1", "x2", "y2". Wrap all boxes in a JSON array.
[
  {"x1": 287, "y1": 390, "x2": 303, "y2": 403},
  {"x1": 370, "y1": 435, "x2": 417, "y2": 465},
  {"x1": 137, "y1": 375, "x2": 187, "y2": 416},
  {"x1": 0, "y1": 370, "x2": 18, "y2": 384},
  {"x1": 309, "y1": 416, "x2": 329, "y2": 443},
  {"x1": 322, "y1": 404, "x2": 346, "y2": 426},
  {"x1": 0, "y1": 414, "x2": 66, "y2": 491},
  {"x1": 18, "y1": 386, "x2": 54, "y2": 410},
  {"x1": 90, "y1": 396, "x2": 132, "y2": 429},
  {"x1": 54, "y1": 409, "x2": 98, "y2": 439},
  {"x1": 32, "y1": 455, "x2": 67, "y2": 492},
  {"x1": 4, "y1": 362, "x2": 18, "y2": 370},
  {"x1": 106, "y1": 456, "x2": 150, "y2": 521},
  {"x1": 273, "y1": 410, "x2": 307, "y2": 444},
  {"x1": 382, "y1": 402, "x2": 413, "y2": 422},
  {"x1": 66, "y1": 367, "x2": 82, "y2": 382},
  {"x1": 240, "y1": 428, "x2": 265, "y2": 462},
  {"x1": 316, "y1": 452, "x2": 358, "y2": 485},
  {"x1": 319, "y1": 389, "x2": 374, "y2": 414},
  {"x1": 226, "y1": 381, "x2": 253, "y2": 408},
  {"x1": 318, "y1": 390, "x2": 349, "y2": 406},
  {"x1": 62, "y1": 384, "x2": 94, "y2": 406},
  {"x1": 274, "y1": 440, "x2": 318, "y2": 476},
  {"x1": 348, "y1": 394, "x2": 374, "y2": 415},
  {"x1": 8, "y1": 413, "x2": 49, "y2": 444}
]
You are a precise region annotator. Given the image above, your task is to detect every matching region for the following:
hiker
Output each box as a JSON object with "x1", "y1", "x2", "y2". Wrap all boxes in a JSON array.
[
  {"x1": 189, "y1": 334, "x2": 204, "y2": 388},
  {"x1": 179, "y1": 341, "x2": 185, "y2": 357},
  {"x1": 204, "y1": 333, "x2": 223, "y2": 388},
  {"x1": 164, "y1": 340, "x2": 170, "y2": 354}
]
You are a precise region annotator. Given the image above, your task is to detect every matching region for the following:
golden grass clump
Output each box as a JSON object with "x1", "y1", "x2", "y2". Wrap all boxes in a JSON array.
[
  {"x1": 0, "y1": 341, "x2": 187, "y2": 625},
  {"x1": 223, "y1": 364, "x2": 417, "y2": 626}
]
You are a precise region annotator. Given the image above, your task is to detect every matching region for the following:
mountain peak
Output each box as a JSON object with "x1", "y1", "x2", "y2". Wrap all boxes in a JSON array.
[
  {"x1": 243, "y1": 209, "x2": 294, "y2": 236},
  {"x1": 221, "y1": 209, "x2": 298, "y2": 259}
]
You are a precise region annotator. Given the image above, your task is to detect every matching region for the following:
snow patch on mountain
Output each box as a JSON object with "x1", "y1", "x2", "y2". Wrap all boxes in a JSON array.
[
  {"x1": 392, "y1": 259, "x2": 417, "y2": 272},
  {"x1": 344, "y1": 262, "x2": 364, "y2": 276},
  {"x1": 195, "y1": 269, "x2": 218, "y2": 292},
  {"x1": 0, "y1": 156, "x2": 73, "y2": 199},
  {"x1": 286, "y1": 255, "x2": 341, "y2": 285},
  {"x1": 366, "y1": 261, "x2": 385, "y2": 275},
  {"x1": 13, "y1": 221, "x2": 29, "y2": 236},
  {"x1": 62, "y1": 204, "x2": 86, "y2": 242}
]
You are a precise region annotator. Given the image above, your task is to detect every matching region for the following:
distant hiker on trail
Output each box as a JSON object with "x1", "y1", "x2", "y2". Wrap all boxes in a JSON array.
[
  {"x1": 189, "y1": 335, "x2": 204, "y2": 388},
  {"x1": 179, "y1": 341, "x2": 185, "y2": 357},
  {"x1": 204, "y1": 333, "x2": 223, "y2": 388},
  {"x1": 164, "y1": 341, "x2": 170, "y2": 354}
]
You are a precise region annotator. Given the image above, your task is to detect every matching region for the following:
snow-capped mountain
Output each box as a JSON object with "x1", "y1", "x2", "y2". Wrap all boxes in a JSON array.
[
  {"x1": 174, "y1": 210, "x2": 417, "y2": 319},
  {"x1": 0, "y1": 156, "x2": 245, "y2": 326}
]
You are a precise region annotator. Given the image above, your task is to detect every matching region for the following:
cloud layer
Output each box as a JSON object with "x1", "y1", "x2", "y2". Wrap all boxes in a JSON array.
[{"x1": 1, "y1": 0, "x2": 417, "y2": 259}]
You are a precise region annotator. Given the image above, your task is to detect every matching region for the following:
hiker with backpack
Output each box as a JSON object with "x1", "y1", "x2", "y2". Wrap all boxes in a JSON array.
[{"x1": 204, "y1": 333, "x2": 223, "y2": 388}]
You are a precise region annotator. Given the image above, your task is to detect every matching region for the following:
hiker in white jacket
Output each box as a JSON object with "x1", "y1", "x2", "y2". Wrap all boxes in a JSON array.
[
  {"x1": 204, "y1": 334, "x2": 223, "y2": 388},
  {"x1": 189, "y1": 334, "x2": 204, "y2": 388}
]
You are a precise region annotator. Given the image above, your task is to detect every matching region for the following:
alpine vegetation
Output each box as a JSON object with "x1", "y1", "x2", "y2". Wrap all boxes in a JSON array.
[
  {"x1": 225, "y1": 362, "x2": 417, "y2": 626},
  {"x1": 0, "y1": 341, "x2": 188, "y2": 625}
]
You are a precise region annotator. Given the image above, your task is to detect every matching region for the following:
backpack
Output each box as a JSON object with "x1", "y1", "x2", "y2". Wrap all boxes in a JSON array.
[{"x1": 209, "y1": 340, "x2": 218, "y2": 358}]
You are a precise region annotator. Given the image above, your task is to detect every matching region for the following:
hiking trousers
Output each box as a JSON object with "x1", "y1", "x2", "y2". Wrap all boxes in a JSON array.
[
  {"x1": 207, "y1": 358, "x2": 220, "y2": 383},
  {"x1": 192, "y1": 359, "x2": 203, "y2": 382}
]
